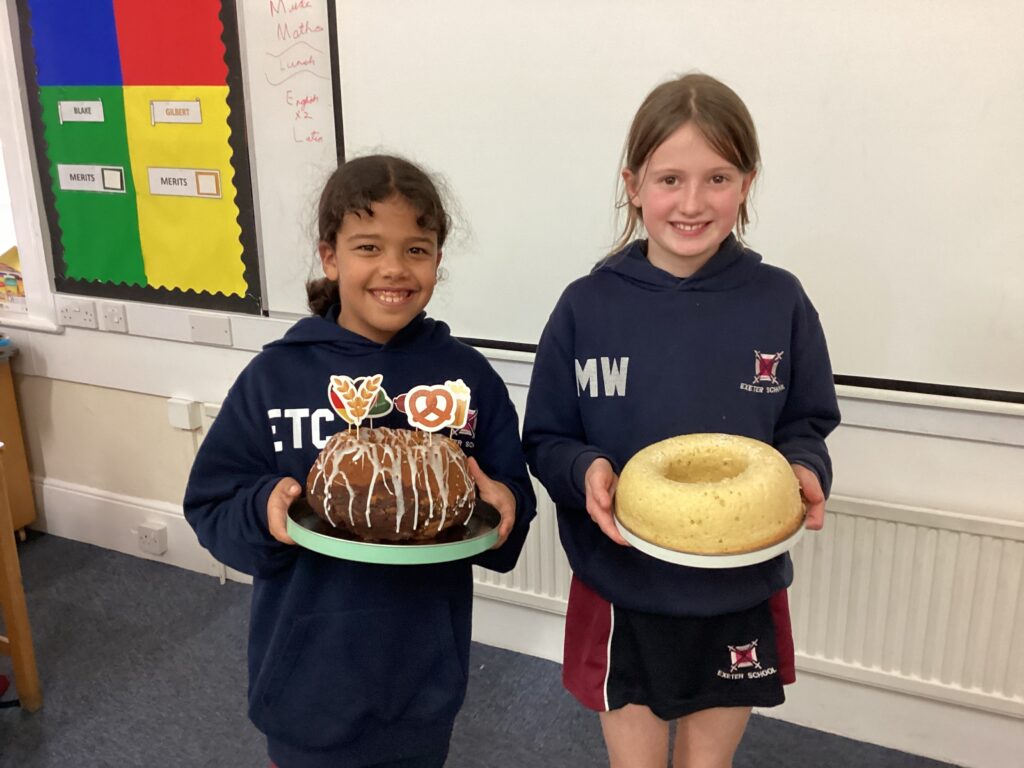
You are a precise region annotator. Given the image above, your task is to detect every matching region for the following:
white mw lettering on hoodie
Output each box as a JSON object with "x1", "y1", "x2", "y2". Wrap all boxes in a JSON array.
[{"x1": 575, "y1": 357, "x2": 629, "y2": 398}]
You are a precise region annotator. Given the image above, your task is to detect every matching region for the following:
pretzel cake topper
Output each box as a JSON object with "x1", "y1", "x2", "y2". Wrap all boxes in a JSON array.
[
  {"x1": 328, "y1": 374, "x2": 392, "y2": 428},
  {"x1": 405, "y1": 378, "x2": 473, "y2": 433}
]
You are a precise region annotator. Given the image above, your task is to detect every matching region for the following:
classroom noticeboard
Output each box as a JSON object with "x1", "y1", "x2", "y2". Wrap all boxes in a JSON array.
[{"x1": 16, "y1": 0, "x2": 261, "y2": 313}]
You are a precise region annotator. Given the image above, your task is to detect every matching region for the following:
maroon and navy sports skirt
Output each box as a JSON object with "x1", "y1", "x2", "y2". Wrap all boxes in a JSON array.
[{"x1": 562, "y1": 576, "x2": 796, "y2": 720}]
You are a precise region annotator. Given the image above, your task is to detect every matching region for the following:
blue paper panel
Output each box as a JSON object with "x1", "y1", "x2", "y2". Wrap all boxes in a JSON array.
[{"x1": 27, "y1": 0, "x2": 123, "y2": 86}]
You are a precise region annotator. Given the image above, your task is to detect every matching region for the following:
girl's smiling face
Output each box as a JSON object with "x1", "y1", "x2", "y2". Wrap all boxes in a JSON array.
[
  {"x1": 318, "y1": 194, "x2": 441, "y2": 344},
  {"x1": 624, "y1": 122, "x2": 755, "y2": 278}
]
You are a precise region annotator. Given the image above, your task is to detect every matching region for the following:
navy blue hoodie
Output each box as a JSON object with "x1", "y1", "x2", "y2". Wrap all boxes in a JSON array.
[
  {"x1": 184, "y1": 308, "x2": 535, "y2": 768},
  {"x1": 522, "y1": 236, "x2": 839, "y2": 617}
]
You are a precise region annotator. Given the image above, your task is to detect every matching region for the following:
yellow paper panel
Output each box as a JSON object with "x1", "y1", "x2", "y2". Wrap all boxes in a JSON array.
[{"x1": 122, "y1": 85, "x2": 245, "y2": 296}]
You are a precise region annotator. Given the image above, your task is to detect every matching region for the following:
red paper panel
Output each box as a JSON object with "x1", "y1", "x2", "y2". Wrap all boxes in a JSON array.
[{"x1": 112, "y1": 0, "x2": 228, "y2": 85}]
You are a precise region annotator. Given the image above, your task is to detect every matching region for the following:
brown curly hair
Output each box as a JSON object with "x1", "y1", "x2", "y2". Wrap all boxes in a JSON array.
[{"x1": 306, "y1": 155, "x2": 451, "y2": 315}]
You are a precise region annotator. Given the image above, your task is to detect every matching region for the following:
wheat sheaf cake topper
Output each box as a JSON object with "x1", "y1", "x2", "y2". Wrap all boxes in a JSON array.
[{"x1": 327, "y1": 374, "x2": 393, "y2": 428}]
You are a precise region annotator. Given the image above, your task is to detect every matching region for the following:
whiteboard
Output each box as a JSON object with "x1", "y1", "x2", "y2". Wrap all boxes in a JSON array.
[
  {"x1": 240, "y1": 0, "x2": 340, "y2": 318},
  {"x1": 330, "y1": 0, "x2": 1024, "y2": 394}
]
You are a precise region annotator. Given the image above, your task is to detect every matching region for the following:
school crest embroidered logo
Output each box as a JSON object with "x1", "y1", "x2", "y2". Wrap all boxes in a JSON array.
[
  {"x1": 729, "y1": 640, "x2": 762, "y2": 672},
  {"x1": 454, "y1": 411, "x2": 478, "y2": 438},
  {"x1": 739, "y1": 350, "x2": 786, "y2": 394},
  {"x1": 716, "y1": 639, "x2": 776, "y2": 680},
  {"x1": 753, "y1": 351, "x2": 783, "y2": 385}
]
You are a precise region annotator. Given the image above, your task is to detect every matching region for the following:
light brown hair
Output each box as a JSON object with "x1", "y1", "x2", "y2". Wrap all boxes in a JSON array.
[{"x1": 613, "y1": 73, "x2": 760, "y2": 254}]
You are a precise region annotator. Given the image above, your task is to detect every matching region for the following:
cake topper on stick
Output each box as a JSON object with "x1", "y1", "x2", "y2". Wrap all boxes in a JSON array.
[
  {"x1": 405, "y1": 379, "x2": 472, "y2": 436},
  {"x1": 445, "y1": 379, "x2": 471, "y2": 436},
  {"x1": 328, "y1": 374, "x2": 390, "y2": 430}
]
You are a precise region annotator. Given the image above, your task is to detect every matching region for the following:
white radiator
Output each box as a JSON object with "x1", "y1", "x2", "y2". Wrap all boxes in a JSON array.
[
  {"x1": 474, "y1": 491, "x2": 1024, "y2": 719},
  {"x1": 474, "y1": 480, "x2": 571, "y2": 615}
]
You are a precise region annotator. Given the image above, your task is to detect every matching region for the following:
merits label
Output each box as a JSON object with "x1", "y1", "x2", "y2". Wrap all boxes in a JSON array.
[
  {"x1": 149, "y1": 99, "x2": 203, "y2": 125},
  {"x1": 57, "y1": 164, "x2": 125, "y2": 193},
  {"x1": 57, "y1": 100, "x2": 105, "y2": 123},
  {"x1": 147, "y1": 167, "x2": 222, "y2": 198}
]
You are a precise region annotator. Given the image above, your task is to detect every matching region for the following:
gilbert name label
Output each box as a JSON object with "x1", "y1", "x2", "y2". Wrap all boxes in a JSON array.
[
  {"x1": 57, "y1": 164, "x2": 125, "y2": 193},
  {"x1": 148, "y1": 167, "x2": 222, "y2": 198},
  {"x1": 150, "y1": 99, "x2": 203, "y2": 124},
  {"x1": 57, "y1": 100, "x2": 104, "y2": 123}
]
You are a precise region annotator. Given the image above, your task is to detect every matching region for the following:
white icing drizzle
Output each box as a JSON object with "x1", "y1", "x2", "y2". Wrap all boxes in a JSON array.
[
  {"x1": 408, "y1": 443, "x2": 421, "y2": 529},
  {"x1": 310, "y1": 427, "x2": 475, "y2": 535}
]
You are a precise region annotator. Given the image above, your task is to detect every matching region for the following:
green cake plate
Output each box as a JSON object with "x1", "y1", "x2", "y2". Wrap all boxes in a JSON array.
[{"x1": 287, "y1": 497, "x2": 500, "y2": 565}]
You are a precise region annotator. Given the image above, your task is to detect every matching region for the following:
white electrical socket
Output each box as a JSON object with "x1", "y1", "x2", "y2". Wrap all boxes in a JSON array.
[
  {"x1": 137, "y1": 522, "x2": 168, "y2": 555},
  {"x1": 56, "y1": 296, "x2": 98, "y2": 329},
  {"x1": 166, "y1": 397, "x2": 202, "y2": 430},
  {"x1": 99, "y1": 301, "x2": 128, "y2": 333}
]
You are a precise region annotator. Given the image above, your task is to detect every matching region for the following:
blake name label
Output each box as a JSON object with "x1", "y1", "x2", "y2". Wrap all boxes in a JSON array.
[
  {"x1": 150, "y1": 99, "x2": 203, "y2": 124},
  {"x1": 148, "y1": 167, "x2": 222, "y2": 198},
  {"x1": 57, "y1": 100, "x2": 104, "y2": 123},
  {"x1": 57, "y1": 164, "x2": 125, "y2": 193}
]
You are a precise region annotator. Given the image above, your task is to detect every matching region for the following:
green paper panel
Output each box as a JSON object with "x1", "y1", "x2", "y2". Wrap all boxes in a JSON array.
[{"x1": 38, "y1": 85, "x2": 146, "y2": 285}]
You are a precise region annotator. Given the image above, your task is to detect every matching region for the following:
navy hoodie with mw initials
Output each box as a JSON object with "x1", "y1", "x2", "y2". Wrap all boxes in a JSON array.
[
  {"x1": 184, "y1": 307, "x2": 536, "y2": 768},
  {"x1": 522, "y1": 236, "x2": 840, "y2": 618}
]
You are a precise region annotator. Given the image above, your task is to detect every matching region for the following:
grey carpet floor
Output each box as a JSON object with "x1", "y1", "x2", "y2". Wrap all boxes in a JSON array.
[{"x1": 1, "y1": 534, "x2": 959, "y2": 767}]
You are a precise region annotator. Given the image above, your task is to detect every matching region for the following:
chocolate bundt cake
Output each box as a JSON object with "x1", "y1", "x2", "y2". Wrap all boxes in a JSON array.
[{"x1": 306, "y1": 427, "x2": 476, "y2": 542}]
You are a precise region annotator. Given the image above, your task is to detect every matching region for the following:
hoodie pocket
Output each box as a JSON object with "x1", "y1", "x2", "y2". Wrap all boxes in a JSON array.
[{"x1": 253, "y1": 600, "x2": 467, "y2": 749}]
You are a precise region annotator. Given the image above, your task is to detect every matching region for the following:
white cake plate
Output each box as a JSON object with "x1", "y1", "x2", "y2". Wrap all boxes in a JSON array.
[{"x1": 614, "y1": 515, "x2": 805, "y2": 569}]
